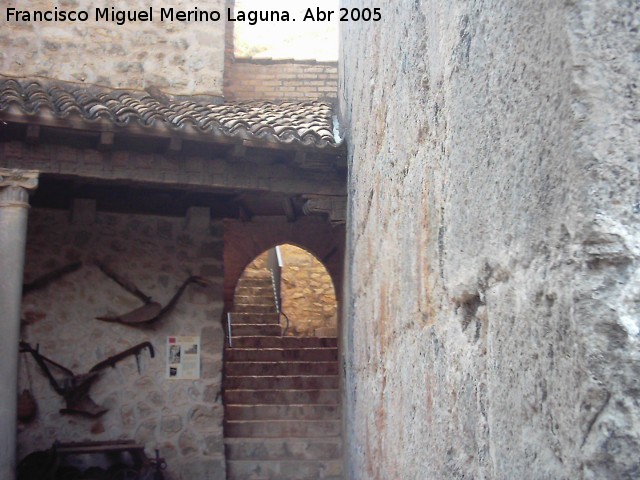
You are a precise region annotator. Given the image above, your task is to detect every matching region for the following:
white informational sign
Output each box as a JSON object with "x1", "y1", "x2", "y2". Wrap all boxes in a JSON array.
[{"x1": 166, "y1": 336, "x2": 200, "y2": 379}]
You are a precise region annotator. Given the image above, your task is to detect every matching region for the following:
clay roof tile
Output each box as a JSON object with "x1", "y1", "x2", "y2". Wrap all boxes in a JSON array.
[{"x1": 0, "y1": 77, "x2": 341, "y2": 149}]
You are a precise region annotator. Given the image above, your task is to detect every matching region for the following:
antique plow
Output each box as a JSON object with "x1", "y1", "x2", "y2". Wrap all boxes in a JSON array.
[
  {"x1": 96, "y1": 262, "x2": 208, "y2": 326},
  {"x1": 19, "y1": 341, "x2": 155, "y2": 417}
]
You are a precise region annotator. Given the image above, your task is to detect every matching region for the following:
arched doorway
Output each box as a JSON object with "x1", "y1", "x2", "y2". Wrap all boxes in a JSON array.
[
  {"x1": 233, "y1": 244, "x2": 338, "y2": 337},
  {"x1": 223, "y1": 244, "x2": 342, "y2": 479}
]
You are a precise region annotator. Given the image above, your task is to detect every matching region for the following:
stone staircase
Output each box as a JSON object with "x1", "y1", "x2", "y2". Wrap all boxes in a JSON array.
[{"x1": 224, "y1": 271, "x2": 343, "y2": 480}]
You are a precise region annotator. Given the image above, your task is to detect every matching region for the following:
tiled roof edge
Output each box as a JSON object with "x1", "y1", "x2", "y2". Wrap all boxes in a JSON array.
[{"x1": 0, "y1": 76, "x2": 343, "y2": 150}]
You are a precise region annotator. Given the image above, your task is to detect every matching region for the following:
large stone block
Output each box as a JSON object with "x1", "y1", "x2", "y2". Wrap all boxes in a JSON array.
[{"x1": 340, "y1": 0, "x2": 640, "y2": 478}]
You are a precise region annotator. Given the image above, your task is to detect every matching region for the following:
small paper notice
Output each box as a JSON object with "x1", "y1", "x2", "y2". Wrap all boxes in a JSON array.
[{"x1": 166, "y1": 336, "x2": 200, "y2": 379}]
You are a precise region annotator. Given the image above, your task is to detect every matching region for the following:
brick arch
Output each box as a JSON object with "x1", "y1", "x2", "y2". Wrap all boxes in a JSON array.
[{"x1": 223, "y1": 217, "x2": 345, "y2": 312}]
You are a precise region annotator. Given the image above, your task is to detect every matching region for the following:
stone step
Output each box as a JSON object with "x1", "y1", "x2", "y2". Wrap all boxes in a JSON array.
[
  {"x1": 233, "y1": 301, "x2": 272, "y2": 310},
  {"x1": 230, "y1": 336, "x2": 338, "y2": 349},
  {"x1": 235, "y1": 285, "x2": 273, "y2": 296},
  {"x1": 224, "y1": 389, "x2": 339, "y2": 405},
  {"x1": 225, "y1": 419, "x2": 341, "y2": 438},
  {"x1": 226, "y1": 348, "x2": 338, "y2": 362},
  {"x1": 231, "y1": 314, "x2": 279, "y2": 323},
  {"x1": 231, "y1": 313, "x2": 281, "y2": 324},
  {"x1": 226, "y1": 361, "x2": 339, "y2": 376},
  {"x1": 235, "y1": 285, "x2": 272, "y2": 293},
  {"x1": 224, "y1": 375, "x2": 339, "y2": 390},
  {"x1": 237, "y1": 277, "x2": 273, "y2": 288},
  {"x1": 234, "y1": 305, "x2": 278, "y2": 314},
  {"x1": 225, "y1": 404, "x2": 340, "y2": 421},
  {"x1": 226, "y1": 459, "x2": 343, "y2": 480},
  {"x1": 234, "y1": 296, "x2": 276, "y2": 307},
  {"x1": 224, "y1": 437, "x2": 342, "y2": 461},
  {"x1": 230, "y1": 325, "x2": 281, "y2": 337},
  {"x1": 233, "y1": 303, "x2": 275, "y2": 311}
]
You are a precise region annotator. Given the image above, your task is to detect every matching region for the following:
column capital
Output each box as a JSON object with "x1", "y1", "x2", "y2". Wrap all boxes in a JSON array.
[
  {"x1": 0, "y1": 168, "x2": 39, "y2": 190},
  {"x1": 0, "y1": 169, "x2": 39, "y2": 208}
]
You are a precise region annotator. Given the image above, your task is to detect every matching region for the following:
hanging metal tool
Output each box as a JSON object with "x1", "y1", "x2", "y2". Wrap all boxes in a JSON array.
[
  {"x1": 19, "y1": 341, "x2": 154, "y2": 417},
  {"x1": 96, "y1": 262, "x2": 208, "y2": 326}
]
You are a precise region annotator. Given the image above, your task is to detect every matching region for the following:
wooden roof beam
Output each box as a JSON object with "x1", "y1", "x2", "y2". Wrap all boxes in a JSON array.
[
  {"x1": 26, "y1": 124, "x2": 40, "y2": 144},
  {"x1": 98, "y1": 131, "x2": 115, "y2": 151},
  {"x1": 282, "y1": 197, "x2": 297, "y2": 222},
  {"x1": 167, "y1": 137, "x2": 182, "y2": 154}
]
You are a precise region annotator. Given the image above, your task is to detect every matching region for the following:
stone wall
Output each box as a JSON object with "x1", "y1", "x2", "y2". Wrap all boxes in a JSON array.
[
  {"x1": 1, "y1": 0, "x2": 226, "y2": 95},
  {"x1": 224, "y1": 59, "x2": 338, "y2": 102},
  {"x1": 279, "y1": 244, "x2": 337, "y2": 337},
  {"x1": 19, "y1": 207, "x2": 225, "y2": 480},
  {"x1": 340, "y1": 1, "x2": 639, "y2": 479}
]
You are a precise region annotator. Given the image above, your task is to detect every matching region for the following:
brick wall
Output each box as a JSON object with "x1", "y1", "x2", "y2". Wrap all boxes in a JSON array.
[{"x1": 224, "y1": 59, "x2": 338, "y2": 102}]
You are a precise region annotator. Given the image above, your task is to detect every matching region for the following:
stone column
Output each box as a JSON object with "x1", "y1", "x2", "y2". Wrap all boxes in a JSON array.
[{"x1": 0, "y1": 169, "x2": 38, "y2": 479}]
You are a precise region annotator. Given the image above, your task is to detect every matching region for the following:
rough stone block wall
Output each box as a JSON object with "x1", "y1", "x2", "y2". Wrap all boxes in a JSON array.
[
  {"x1": 340, "y1": 0, "x2": 639, "y2": 479},
  {"x1": 1, "y1": 0, "x2": 226, "y2": 95},
  {"x1": 279, "y1": 244, "x2": 338, "y2": 337},
  {"x1": 19, "y1": 208, "x2": 226, "y2": 480},
  {"x1": 224, "y1": 59, "x2": 338, "y2": 102}
]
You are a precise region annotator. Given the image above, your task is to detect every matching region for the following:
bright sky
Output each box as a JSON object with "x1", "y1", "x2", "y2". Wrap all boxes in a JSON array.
[{"x1": 234, "y1": 0, "x2": 339, "y2": 61}]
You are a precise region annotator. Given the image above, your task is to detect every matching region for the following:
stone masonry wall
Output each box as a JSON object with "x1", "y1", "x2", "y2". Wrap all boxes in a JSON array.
[
  {"x1": 341, "y1": 1, "x2": 639, "y2": 479},
  {"x1": 19, "y1": 207, "x2": 226, "y2": 480},
  {"x1": 1, "y1": 0, "x2": 226, "y2": 95},
  {"x1": 224, "y1": 59, "x2": 338, "y2": 102},
  {"x1": 279, "y1": 244, "x2": 337, "y2": 337}
]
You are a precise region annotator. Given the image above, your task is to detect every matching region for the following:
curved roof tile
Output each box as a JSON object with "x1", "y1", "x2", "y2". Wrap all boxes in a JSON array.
[{"x1": 0, "y1": 77, "x2": 340, "y2": 149}]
